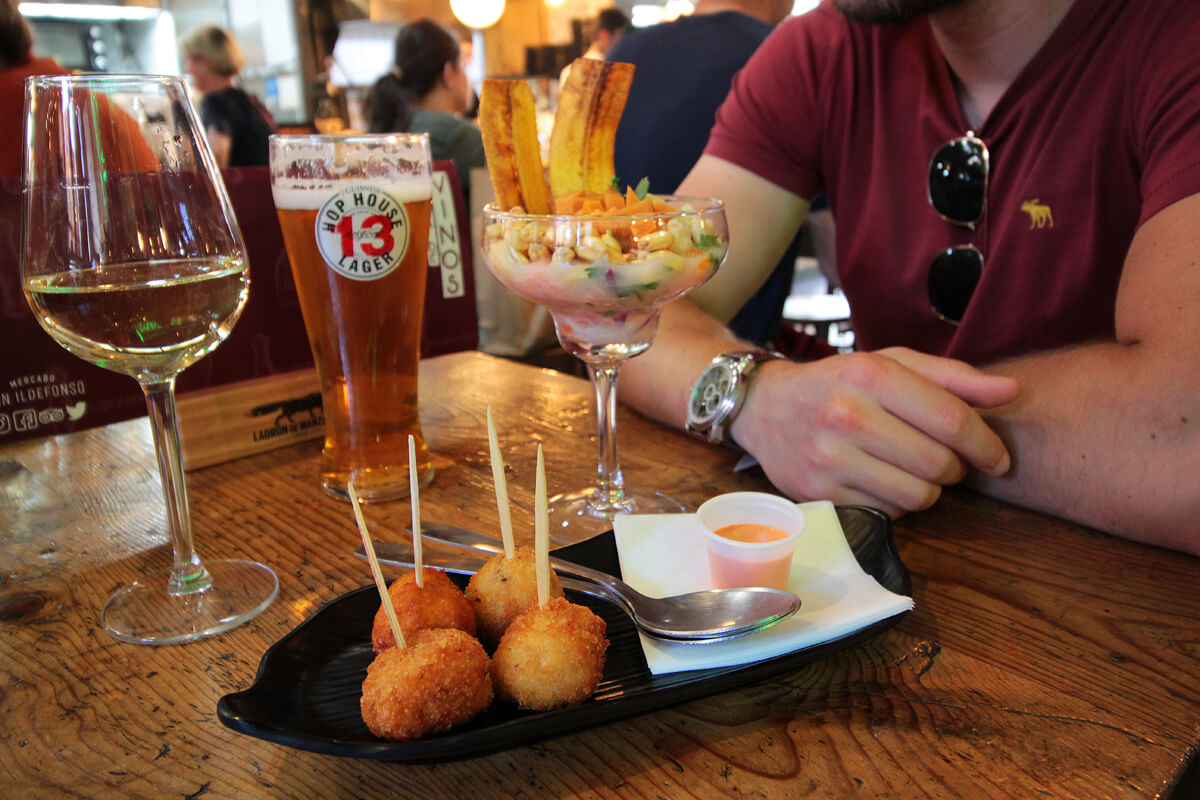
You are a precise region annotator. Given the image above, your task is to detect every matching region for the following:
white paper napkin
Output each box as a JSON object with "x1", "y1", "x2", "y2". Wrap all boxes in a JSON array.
[{"x1": 612, "y1": 500, "x2": 914, "y2": 675}]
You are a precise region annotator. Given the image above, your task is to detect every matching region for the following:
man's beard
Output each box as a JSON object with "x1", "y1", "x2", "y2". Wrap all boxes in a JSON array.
[{"x1": 834, "y1": 0, "x2": 970, "y2": 24}]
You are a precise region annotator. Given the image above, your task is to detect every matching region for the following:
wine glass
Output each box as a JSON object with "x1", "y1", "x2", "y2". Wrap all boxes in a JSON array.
[
  {"x1": 481, "y1": 197, "x2": 728, "y2": 543},
  {"x1": 20, "y1": 74, "x2": 279, "y2": 644}
]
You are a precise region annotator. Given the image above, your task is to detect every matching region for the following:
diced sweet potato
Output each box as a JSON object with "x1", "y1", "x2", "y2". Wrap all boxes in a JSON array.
[
  {"x1": 623, "y1": 197, "x2": 655, "y2": 216},
  {"x1": 550, "y1": 189, "x2": 679, "y2": 227},
  {"x1": 555, "y1": 189, "x2": 586, "y2": 214},
  {"x1": 631, "y1": 218, "x2": 659, "y2": 238}
]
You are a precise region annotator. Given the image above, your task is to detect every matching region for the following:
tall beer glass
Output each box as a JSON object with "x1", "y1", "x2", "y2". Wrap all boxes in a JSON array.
[{"x1": 269, "y1": 134, "x2": 435, "y2": 502}]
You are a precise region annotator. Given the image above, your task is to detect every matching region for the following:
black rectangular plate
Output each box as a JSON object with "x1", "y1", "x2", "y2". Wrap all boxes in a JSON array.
[{"x1": 217, "y1": 505, "x2": 911, "y2": 762}]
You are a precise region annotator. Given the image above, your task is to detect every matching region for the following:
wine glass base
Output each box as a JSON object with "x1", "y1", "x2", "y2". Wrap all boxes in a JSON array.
[
  {"x1": 102, "y1": 559, "x2": 279, "y2": 645},
  {"x1": 548, "y1": 487, "x2": 686, "y2": 546}
]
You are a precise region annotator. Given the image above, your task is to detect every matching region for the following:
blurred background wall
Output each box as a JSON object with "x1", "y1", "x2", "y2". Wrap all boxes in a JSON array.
[{"x1": 21, "y1": 0, "x2": 806, "y2": 128}]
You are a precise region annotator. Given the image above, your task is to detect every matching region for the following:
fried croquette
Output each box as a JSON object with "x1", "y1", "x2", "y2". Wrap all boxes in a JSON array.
[
  {"x1": 360, "y1": 628, "x2": 493, "y2": 740},
  {"x1": 371, "y1": 567, "x2": 476, "y2": 653},
  {"x1": 491, "y1": 596, "x2": 608, "y2": 710},
  {"x1": 466, "y1": 546, "x2": 564, "y2": 646}
]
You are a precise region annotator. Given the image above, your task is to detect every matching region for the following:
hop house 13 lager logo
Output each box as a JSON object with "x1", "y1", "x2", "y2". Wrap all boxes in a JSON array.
[{"x1": 316, "y1": 185, "x2": 410, "y2": 280}]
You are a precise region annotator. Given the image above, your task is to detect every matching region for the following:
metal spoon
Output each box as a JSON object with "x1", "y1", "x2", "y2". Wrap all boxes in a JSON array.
[{"x1": 354, "y1": 523, "x2": 801, "y2": 642}]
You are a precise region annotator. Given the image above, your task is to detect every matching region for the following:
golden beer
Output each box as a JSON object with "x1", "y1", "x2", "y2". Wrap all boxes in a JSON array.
[{"x1": 270, "y1": 135, "x2": 435, "y2": 502}]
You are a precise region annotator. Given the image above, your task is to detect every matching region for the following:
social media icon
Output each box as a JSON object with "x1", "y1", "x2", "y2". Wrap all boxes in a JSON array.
[
  {"x1": 39, "y1": 408, "x2": 65, "y2": 424},
  {"x1": 66, "y1": 401, "x2": 87, "y2": 420},
  {"x1": 0, "y1": 413, "x2": 10, "y2": 434},
  {"x1": 13, "y1": 409, "x2": 37, "y2": 432}
]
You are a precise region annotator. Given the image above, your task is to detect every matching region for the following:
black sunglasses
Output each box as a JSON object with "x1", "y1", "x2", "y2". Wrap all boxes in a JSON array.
[{"x1": 926, "y1": 132, "x2": 988, "y2": 324}]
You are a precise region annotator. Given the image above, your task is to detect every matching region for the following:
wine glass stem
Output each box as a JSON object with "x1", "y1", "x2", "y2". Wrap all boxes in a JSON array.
[
  {"x1": 588, "y1": 363, "x2": 628, "y2": 507},
  {"x1": 140, "y1": 379, "x2": 211, "y2": 596}
]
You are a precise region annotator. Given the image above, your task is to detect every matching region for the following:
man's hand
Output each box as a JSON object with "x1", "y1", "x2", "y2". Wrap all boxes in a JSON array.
[{"x1": 731, "y1": 348, "x2": 1019, "y2": 517}]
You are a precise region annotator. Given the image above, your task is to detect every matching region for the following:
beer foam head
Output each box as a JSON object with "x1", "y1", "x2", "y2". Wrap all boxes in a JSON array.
[
  {"x1": 269, "y1": 134, "x2": 434, "y2": 209},
  {"x1": 272, "y1": 174, "x2": 432, "y2": 210}
]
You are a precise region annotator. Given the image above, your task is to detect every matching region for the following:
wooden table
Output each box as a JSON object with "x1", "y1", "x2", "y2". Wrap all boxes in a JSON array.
[{"x1": 1, "y1": 351, "x2": 1197, "y2": 799}]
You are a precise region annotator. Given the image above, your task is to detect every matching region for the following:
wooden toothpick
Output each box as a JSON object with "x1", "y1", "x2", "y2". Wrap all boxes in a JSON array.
[
  {"x1": 535, "y1": 444, "x2": 549, "y2": 607},
  {"x1": 486, "y1": 405, "x2": 515, "y2": 558},
  {"x1": 409, "y1": 434, "x2": 423, "y2": 588},
  {"x1": 349, "y1": 481, "x2": 405, "y2": 649}
]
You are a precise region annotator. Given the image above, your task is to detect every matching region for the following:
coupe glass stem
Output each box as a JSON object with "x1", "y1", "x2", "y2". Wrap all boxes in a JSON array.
[
  {"x1": 588, "y1": 362, "x2": 630, "y2": 511},
  {"x1": 140, "y1": 379, "x2": 211, "y2": 596}
]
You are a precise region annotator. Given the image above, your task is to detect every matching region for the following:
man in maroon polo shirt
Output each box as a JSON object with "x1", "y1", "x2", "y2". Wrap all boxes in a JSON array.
[{"x1": 621, "y1": 0, "x2": 1200, "y2": 555}]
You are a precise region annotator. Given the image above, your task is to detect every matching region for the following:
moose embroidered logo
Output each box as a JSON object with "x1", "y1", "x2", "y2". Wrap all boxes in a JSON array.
[{"x1": 1020, "y1": 198, "x2": 1054, "y2": 229}]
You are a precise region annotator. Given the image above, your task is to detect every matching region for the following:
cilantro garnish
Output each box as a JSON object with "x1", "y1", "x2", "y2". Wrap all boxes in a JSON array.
[{"x1": 616, "y1": 280, "x2": 659, "y2": 300}]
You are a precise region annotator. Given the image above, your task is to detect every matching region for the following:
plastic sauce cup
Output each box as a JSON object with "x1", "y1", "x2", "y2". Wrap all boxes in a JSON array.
[{"x1": 697, "y1": 492, "x2": 806, "y2": 590}]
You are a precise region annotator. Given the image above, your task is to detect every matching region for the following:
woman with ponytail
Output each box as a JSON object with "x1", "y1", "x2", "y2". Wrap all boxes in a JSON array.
[{"x1": 366, "y1": 19, "x2": 484, "y2": 201}]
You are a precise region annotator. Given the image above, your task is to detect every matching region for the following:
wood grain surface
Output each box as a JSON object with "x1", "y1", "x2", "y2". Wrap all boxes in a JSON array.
[{"x1": 1, "y1": 351, "x2": 1197, "y2": 799}]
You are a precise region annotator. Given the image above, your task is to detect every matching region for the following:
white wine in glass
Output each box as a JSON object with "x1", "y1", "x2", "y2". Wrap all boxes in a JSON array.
[{"x1": 20, "y1": 74, "x2": 278, "y2": 645}]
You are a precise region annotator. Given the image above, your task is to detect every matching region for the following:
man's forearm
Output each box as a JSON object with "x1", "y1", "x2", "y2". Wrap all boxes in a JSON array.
[
  {"x1": 977, "y1": 342, "x2": 1200, "y2": 554},
  {"x1": 620, "y1": 299, "x2": 746, "y2": 428}
]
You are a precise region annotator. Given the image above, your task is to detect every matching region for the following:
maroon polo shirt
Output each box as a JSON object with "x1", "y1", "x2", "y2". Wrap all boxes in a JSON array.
[{"x1": 707, "y1": 0, "x2": 1200, "y2": 364}]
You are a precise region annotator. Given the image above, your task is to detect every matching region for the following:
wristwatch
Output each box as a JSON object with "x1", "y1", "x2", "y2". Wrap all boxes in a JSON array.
[{"x1": 686, "y1": 350, "x2": 785, "y2": 447}]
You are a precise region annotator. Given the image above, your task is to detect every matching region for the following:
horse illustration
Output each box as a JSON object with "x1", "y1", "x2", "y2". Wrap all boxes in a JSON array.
[
  {"x1": 250, "y1": 392, "x2": 323, "y2": 427},
  {"x1": 1020, "y1": 198, "x2": 1054, "y2": 229}
]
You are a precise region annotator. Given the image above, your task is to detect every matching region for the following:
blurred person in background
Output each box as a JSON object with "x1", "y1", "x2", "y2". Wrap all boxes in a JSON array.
[
  {"x1": 179, "y1": 25, "x2": 275, "y2": 168},
  {"x1": 560, "y1": 8, "x2": 631, "y2": 84},
  {"x1": 1, "y1": 0, "x2": 70, "y2": 178},
  {"x1": 610, "y1": 0, "x2": 791, "y2": 193},
  {"x1": 608, "y1": 0, "x2": 801, "y2": 346},
  {"x1": 583, "y1": 7, "x2": 631, "y2": 60},
  {"x1": 365, "y1": 18, "x2": 484, "y2": 202}
]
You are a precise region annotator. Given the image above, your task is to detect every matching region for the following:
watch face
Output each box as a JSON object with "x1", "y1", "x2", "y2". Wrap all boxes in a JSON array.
[{"x1": 689, "y1": 363, "x2": 735, "y2": 427}]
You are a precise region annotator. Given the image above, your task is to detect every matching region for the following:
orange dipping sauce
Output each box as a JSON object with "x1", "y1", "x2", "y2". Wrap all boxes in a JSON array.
[
  {"x1": 714, "y1": 524, "x2": 790, "y2": 544},
  {"x1": 699, "y1": 492, "x2": 805, "y2": 591},
  {"x1": 707, "y1": 524, "x2": 795, "y2": 589}
]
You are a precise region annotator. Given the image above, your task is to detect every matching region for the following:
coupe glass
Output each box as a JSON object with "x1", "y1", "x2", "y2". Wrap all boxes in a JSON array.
[
  {"x1": 481, "y1": 197, "x2": 727, "y2": 542},
  {"x1": 20, "y1": 74, "x2": 279, "y2": 644}
]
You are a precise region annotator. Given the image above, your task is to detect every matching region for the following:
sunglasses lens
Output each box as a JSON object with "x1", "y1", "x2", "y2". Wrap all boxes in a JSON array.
[
  {"x1": 928, "y1": 246, "x2": 983, "y2": 323},
  {"x1": 929, "y1": 137, "x2": 987, "y2": 225}
]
